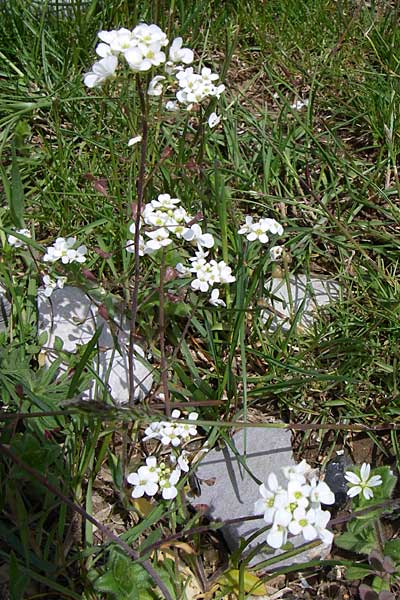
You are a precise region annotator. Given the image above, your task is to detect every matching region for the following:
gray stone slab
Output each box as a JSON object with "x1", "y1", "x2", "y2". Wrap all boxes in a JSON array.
[
  {"x1": 37, "y1": 286, "x2": 153, "y2": 404},
  {"x1": 263, "y1": 274, "x2": 340, "y2": 332},
  {"x1": 191, "y1": 427, "x2": 331, "y2": 570}
]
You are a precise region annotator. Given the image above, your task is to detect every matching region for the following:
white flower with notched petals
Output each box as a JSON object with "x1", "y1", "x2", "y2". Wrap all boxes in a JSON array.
[
  {"x1": 7, "y1": 228, "x2": 31, "y2": 248},
  {"x1": 208, "y1": 112, "x2": 221, "y2": 128},
  {"x1": 42, "y1": 275, "x2": 67, "y2": 298},
  {"x1": 160, "y1": 468, "x2": 181, "y2": 500},
  {"x1": 169, "y1": 37, "x2": 193, "y2": 64},
  {"x1": 132, "y1": 23, "x2": 168, "y2": 49},
  {"x1": 287, "y1": 480, "x2": 311, "y2": 509},
  {"x1": 127, "y1": 467, "x2": 159, "y2": 498},
  {"x1": 151, "y1": 194, "x2": 181, "y2": 210},
  {"x1": 144, "y1": 228, "x2": 172, "y2": 252},
  {"x1": 148, "y1": 75, "x2": 166, "y2": 96},
  {"x1": 289, "y1": 507, "x2": 317, "y2": 540},
  {"x1": 84, "y1": 55, "x2": 118, "y2": 88},
  {"x1": 283, "y1": 459, "x2": 312, "y2": 483},
  {"x1": 345, "y1": 463, "x2": 382, "y2": 500},
  {"x1": 309, "y1": 479, "x2": 335, "y2": 505},
  {"x1": 260, "y1": 218, "x2": 284, "y2": 236},
  {"x1": 238, "y1": 216, "x2": 253, "y2": 236},
  {"x1": 182, "y1": 224, "x2": 214, "y2": 249},
  {"x1": 209, "y1": 289, "x2": 226, "y2": 307}
]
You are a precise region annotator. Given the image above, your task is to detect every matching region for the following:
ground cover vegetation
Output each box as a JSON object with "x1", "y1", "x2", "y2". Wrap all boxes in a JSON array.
[{"x1": 0, "y1": 0, "x2": 400, "y2": 597}]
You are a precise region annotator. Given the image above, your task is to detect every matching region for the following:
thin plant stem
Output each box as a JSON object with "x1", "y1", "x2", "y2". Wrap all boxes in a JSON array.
[
  {"x1": 128, "y1": 74, "x2": 148, "y2": 406},
  {"x1": 159, "y1": 249, "x2": 171, "y2": 416}
]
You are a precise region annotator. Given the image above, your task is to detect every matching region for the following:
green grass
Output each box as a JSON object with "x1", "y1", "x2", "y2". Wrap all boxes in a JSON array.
[{"x1": 1, "y1": 0, "x2": 400, "y2": 598}]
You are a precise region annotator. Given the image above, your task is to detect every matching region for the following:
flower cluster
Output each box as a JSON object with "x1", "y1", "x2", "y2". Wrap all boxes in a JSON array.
[
  {"x1": 185, "y1": 253, "x2": 235, "y2": 293},
  {"x1": 84, "y1": 24, "x2": 224, "y2": 115},
  {"x1": 345, "y1": 463, "x2": 383, "y2": 500},
  {"x1": 126, "y1": 193, "x2": 235, "y2": 304},
  {"x1": 127, "y1": 410, "x2": 199, "y2": 501},
  {"x1": 238, "y1": 216, "x2": 284, "y2": 244},
  {"x1": 255, "y1": 460, "x2": 335, "y2": 549},
  {"x1": 127, "y1": 453, "x2": 189, "y2": 500},
  {"x1": 7, "y1": 228, "x2": 31, "y2": 249},
  {"x1": 42, "y1": 237, "x2": 87, "y2": 265},
  {"x1": 143, "y1": 409, "x2": 198, "y2": 447}
]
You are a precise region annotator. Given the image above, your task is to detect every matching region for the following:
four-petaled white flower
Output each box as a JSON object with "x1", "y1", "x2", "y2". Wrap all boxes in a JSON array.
[
  {"x1": 84, "y1": 55, "x2": 118, "y2": 88},
  {"x1": 148, "y1": 75, "x2": 166, "y2": 96},
  {"x1": 208, "y1": 112, "x2": 221, "y2": 128},
  {"x1": 144, "y1": 227, "x2": 172, "y2": 252},
  {"x1": 7, "y1": 228, "x2": 31, "y2": 249},
  {"x1": 209, "y1": 289, "x2": 226, "y2": 307},
  {"x1": 345, "y1": 463, "x2": 382, "y2": 500},
  {"x1": 169, "y1": 37, "x2": 193, "y2": 65}
]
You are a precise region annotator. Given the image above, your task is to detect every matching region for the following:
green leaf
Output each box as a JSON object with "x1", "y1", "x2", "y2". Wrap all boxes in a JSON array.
[
  {"x1": 335, "y1": 531, "x2": 360, "y2": 551},
  {"x1": 67, "y1": 326, "x2": 103, "y2": 398},
  {"x1": 384, "y1": 539, "x2": 400, "y2": 562},
  {"x1": 345, "y1": 565, "x2": 372, "y2": 580},
  {"x1": 10, "y1": 140, "x2": 25, "y2": 228},
  {"x1": 9, "y1": 552, "x2": 29, "y2": 600}
]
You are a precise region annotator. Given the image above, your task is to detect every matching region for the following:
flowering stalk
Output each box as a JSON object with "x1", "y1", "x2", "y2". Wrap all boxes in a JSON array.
[
  {"x1": 158, "y1": 249, "x2": 171, "y2": 416},
  {"x1": 128, "y1": 74, "x2": 148, "y2": 406}
]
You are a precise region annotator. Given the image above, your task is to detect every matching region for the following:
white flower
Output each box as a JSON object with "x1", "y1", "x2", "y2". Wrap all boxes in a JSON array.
[
  {"x1": 283, "y1": 460, "x2": 312, "y2": 483},
  {"x1": 267, "y1": 520, "x2": 289, "y2": 549},
  {"x1": 238, "y1": 216, "x2": 253, "y2": 236},
  {"x1": 148, "y1": 75, "x2": 166, "y2": 96},
  {"x1": 144, "y1": 228, "x2": 172, "y2": 252},
  {"x1": 7, "y1": 228, "x2": 31, "y2": 248},
  {"x1": 151, "y1": 194, "x2": 181, "y2": 210},
  {"x1": 312, "y1": 508, "x2": 333, "y2": 545},
  {"x1": 127, "y1": 465, "x2": 159, "y2": 498},
  {"x1": 270, "y1": 246, "x2": 283, "y2": 261},
  {"x1": 209, "y1": 289, "x2": 226, "y2": 307},
  {"x1": 291, "y1": 98, "x2": 309, "y2": 110},
  {"x1": 287, "y1": 480, "x2": 311, "y2": 509},
  {"x1": 182, "y1": 224, "x2": 214, "y2": 249},
  {"x1": 169, "y1": 37, "x2": 193, "y2": 64},
  {"x1": 43, "y1": 237, "x2": 87, "y2": 265},
  {"x1": 128, "y1": 135, "x2": 142, "y2": 146},
  {"x1": 289, "y1": 507, "x2": 318, "y2": 540},
  {"x1": 345, "y1": 463, "x2": 382, "y2": 500},
  {"x1": 42, "y1": 275, "x2": 67, "y2": 297},
  {"x1": 160, "y1": 468, "x2": 180, "y2": 500},
  {"x1": 260, "y1": 218, "x2": 284, "y2": 236},
  {"x1": 213, "y1": 261, "x2": 235, "y2": 284},
  {"x1": 84, "y1": 55, "x2": 118, "y2": 88},
  {"x1": 208, "y1": 112, "x2": 221, "y2": 128},
  {"x1": 309, "y1": 479, "x2": 335, "y2": 505},
  {"x1": 132, "y1": 23, "x2": 168, "y2": 49},
  {"x1": 255, "y1": 483, "x2": 279, "y2": 524},
  {"x1": 165, "y1": 100, "x2": 179, "y2": 112}
]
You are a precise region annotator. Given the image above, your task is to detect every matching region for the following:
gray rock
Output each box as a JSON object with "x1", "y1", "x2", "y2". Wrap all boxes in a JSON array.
[
  {"x1": 37, "y1": 286, "x2": 153, "y2": 404},
  {"x1": 324, "y1": 454, "x2": 353, "y2": 510},
  {"x1": 263, "y1": 274, "x2": 340, "y2": 332},
  {"x1": 0, "y1": 285, "x2": 11, "y2": 333},
  {"x1": 191, "y1": 427, "x2": 331, "y2": 570}
]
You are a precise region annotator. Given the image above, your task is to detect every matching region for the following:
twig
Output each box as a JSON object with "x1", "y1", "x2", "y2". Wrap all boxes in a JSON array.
[{"x1": 0, "y1": 443, "x2": 173, "y2": 600}]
